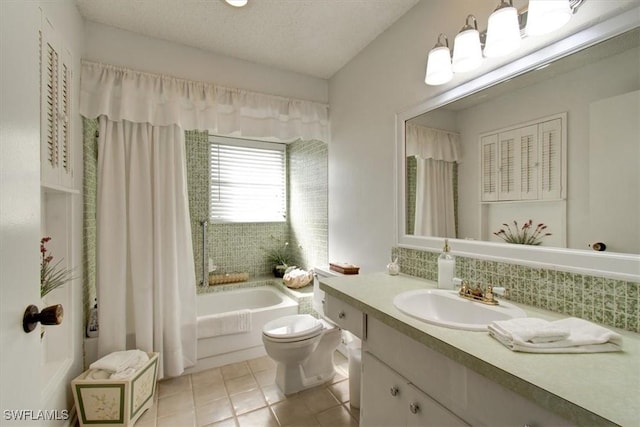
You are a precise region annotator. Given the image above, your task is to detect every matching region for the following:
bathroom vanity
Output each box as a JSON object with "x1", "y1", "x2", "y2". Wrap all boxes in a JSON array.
[{"x1": 321, "y1": 273, "x2": 640, "y2": 426}]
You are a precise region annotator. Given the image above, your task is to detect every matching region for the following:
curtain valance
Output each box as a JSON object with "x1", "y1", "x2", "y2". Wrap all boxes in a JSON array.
[
  {"x1": 405, "y1": 123, "x2": 460, "y2": 162},
  {"x1": 80, "y1": 61, "x2": 330, "y2": 142}
]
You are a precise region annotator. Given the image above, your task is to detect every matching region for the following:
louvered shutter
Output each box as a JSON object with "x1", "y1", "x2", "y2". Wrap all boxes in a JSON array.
[
  {"x1": 498, "y1": 129, "x2": 518, "y2": 200},
  {"x1": 539, "y1": 118, "x2": 563, "y2": 199},
  {"x1": 40, "y1": 18, "x2": 73, "y2": 188},
  {"x1": 481, "y1": 134, "x2": 498, "y2": 201},
  {"x1": 518, "y1": 124, "x2": 538, "y2": 200}
]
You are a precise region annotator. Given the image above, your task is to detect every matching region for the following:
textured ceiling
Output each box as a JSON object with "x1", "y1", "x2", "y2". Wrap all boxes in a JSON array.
[{"x1": 75, "y1": 0, "x2": 420, "y2": 79}]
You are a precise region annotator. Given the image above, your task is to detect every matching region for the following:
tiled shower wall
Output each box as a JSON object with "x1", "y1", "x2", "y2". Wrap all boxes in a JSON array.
[
  {"x1": 82, "y1": 119, "x2": 99, "y2": 329},
  {"x1": 392, "y1": 246, "x2": 640, "y2": 333},
  {"x1": 185, "y1": 131, "x2": 328, "y2": 286}
]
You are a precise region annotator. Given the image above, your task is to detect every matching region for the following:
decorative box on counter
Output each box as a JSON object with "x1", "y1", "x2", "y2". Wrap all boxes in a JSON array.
[
  {"x1": 330, "y1": 262, "x2": 360, "y2": 275},
  {"x1": 71, "y1": 352, "x2": 158, "y2": 427}
]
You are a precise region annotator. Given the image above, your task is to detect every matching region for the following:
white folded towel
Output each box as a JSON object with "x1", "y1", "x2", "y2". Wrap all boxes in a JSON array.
[
  {"x1": 197, "y1": 309, "x2": 252, "y2": 339},
  {"x1": 90, "y1": 350, "x2": 149, "y2": 375},
  {"x1": 489, "y1": 317, "x2": 570, "y2": 344},
  {"x1": 489, "y1": 317, "x2": 623, "y2": 353}
]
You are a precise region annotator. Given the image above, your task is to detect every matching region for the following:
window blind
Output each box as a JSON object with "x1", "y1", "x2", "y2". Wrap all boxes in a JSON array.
[{"x1": 209, "y1": 136, "x2": 286, "y2": 223}]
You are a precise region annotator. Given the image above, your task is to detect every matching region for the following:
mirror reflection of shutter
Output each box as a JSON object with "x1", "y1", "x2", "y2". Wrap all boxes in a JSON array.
[
  {"x1": 519, "y1": 124, "x2": 538, "y2": 200},
  {"x1": 481, "y1": 134, "x2": 498, "y2": 201},
  {"x1": 539, "y1": 118, "x2": 563, "y2": 199},
  {"x1": 498, "y1": 129, "x2": 518, "y2": 200}
]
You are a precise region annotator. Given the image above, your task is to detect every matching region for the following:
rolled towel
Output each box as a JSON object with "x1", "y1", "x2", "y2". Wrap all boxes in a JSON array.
[
  {"x1": 489, "y1": 317, "x2": 623, "y2": 353},
  {"x1": 489, "y1": 317, "x2": 570, "y2": 344},
  {"x1": 90, "y1": 349, "x2": 149, "y2": 373}
]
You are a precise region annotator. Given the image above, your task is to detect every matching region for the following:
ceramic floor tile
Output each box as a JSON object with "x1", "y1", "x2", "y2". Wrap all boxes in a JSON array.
[
  {"x1": 156, "y1": 410, "x2": 196, "y2": 427},
  {"x1": 230, "y1": 388, "x2": 267, "y2": 415},
  {"x1": 192, "y1": 367, "x2": 224, "y2": 389},
  {"x1": 299, "y1": 387, "x2": 341, "y2": 414},
  {"x1": 136, "y1": 403, "x2": 157, "y2": 424},
  {"x1": 208, "y1": 417, "x2": 238, "y2": 427},
  {"x1": 248, "y1": 355, "x2": 276, "y2": 373},
  {"x1": 254, "y1": 368, "x2": 276, "y2": 387},
  {"x1": 315, "y1": 405, "x2": 358, "y2": 427},
  {"x1": 221, "y1": 361, "x2": 251, "y2": 381},
  {"x1": 260, "y1": 383, "x2": 287, "y2": 405},
  {"x1": 195, "y1": 396, "x2": 234, "y2": 426},
  {"x1": 236, "y1": 407, "x2": 278, "y2": 427},
  {"x1": 157, "y1": 391, "x2": 195, "y2": 418},
  {"x1": 194, "y1": 382, "x2": 228, "y2": 407},
  {"x1": 328, "y1": 379, "x2": 350, "y2": 403},
  {"x1": 345, "y1": 402, "x2": 360, "y2": 422},
  {"x1": 271, "y1": 396, "x2": 315, "y2": 426},
  {"x1": 158, "y1": 374, "x2": 192, "y2": 398},
  {"x1": 225, "y1": 373, "x2": 258, "y2": 395}
]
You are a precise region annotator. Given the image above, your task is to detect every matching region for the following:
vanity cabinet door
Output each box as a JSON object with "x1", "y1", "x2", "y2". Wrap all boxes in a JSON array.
[
  {"x1": 405, "y1": 383, "x2": 468, "y2": 427},
  {"x1": 360, "y1": 351, "x2": 405, "y2": 426},
  {"x1": 361, "y1": 351, "x2": 469, "y2": 427}
]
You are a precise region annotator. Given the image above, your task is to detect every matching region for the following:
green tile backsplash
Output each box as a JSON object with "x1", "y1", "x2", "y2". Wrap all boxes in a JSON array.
[{"x1": 392, "y1": 246, "x2": 640, "y2": 333}]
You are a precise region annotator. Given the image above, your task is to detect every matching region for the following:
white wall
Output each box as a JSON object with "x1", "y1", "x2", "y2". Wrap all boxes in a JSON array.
[
  {"x1": 83, "y1": 21, "x2": 328, "y2": 104},
  {"x1": 328, "y1": 0, "x2": 640, "y2": 272},
  {"x1": 38, "y1": 0, "x2": 86, "y2": 420}
]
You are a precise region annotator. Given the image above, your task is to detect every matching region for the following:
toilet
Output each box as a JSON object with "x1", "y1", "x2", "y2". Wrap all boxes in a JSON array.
[{"x1": 262, "y1": 269, "x2": 342, "y2": 395}]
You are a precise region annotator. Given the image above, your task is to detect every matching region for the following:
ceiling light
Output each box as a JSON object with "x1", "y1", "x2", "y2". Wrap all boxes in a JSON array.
[
  {"x1": 483, "y1": 0, "x2": 521, "y2": 58},
  {"x1": 452, "y1": 15, "x2": 483, "y2": 73},
  {"x1": 425, "y1": 34, "x2": 453, "y2": 86},
  {"x1": 526, "y1": 0, "x2": 572, "y2": 36},
  {"x1": 225, "y1": 0, "x2": 248, "y2": 7}
]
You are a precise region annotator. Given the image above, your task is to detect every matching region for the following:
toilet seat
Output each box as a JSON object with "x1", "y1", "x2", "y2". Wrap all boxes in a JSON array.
[{"x1": 263, "y1": 314, "x2": 323, "y2": 343}]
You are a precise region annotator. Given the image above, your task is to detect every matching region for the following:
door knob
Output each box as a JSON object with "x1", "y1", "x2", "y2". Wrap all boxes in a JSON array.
[{"x1": 23, "y1": 304, "x2": 63, "y2": 333}]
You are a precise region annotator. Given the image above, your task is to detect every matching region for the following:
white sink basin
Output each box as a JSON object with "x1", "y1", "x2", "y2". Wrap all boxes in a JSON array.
[{"x1": 393, "y1": 289, "x2": 527, "y2": 331}]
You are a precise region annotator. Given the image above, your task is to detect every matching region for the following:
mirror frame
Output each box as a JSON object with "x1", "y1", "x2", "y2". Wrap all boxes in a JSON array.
[{"x1": 396, "y1": 7, "x2": 640, "y2": 281}]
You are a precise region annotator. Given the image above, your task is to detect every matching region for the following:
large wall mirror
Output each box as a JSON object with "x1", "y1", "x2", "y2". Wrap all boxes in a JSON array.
[{"x1": 397, "y1": 9, "x2": 640, "y2": 280}]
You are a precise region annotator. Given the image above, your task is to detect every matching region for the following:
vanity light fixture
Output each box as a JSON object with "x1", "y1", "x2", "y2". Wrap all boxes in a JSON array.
[
  {"x1": 424, "y1": 0, "x2": 587, "y2": 86},
  {"x1": 483, "y1": 0, "x2": 521, "y2": 58},
  {"x1": 425, "y1": 33, "x2": 453, "y2": 86},
  {"x1": 452, "y1": 15, "x2": 483, "y2": 73},
  {"x1": 526, "y1": 0, "x2": 573, "y2": 36},
  {"x1": 224, "y1": 0, "x2": 248, "y2": 7}
]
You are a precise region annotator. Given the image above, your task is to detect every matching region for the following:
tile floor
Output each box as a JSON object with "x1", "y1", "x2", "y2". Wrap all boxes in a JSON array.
[{"x1": 135, "y1": 351, "x2": 359, "y2": 427}]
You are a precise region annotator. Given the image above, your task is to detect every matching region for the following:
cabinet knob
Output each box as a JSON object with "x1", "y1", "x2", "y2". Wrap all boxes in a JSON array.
[
  {"x1": 409, "y1": 402, "x2": 420, "y2": 414},
  {"x1": 338, "y1": 311, "x2": 346, "y2": 319},
  {"x1": 389, "y1": 386, "x2": 399, "y2": 396}
]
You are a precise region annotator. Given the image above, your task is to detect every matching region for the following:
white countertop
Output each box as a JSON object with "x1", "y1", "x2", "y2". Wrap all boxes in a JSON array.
[{"x1": 320, "y1": 272, "x2": 640, "y2": 426}]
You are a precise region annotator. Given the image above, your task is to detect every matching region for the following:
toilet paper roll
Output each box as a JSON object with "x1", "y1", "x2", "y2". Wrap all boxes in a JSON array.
[{"x1": 591, "y1": 242, "x2": 606, "y2": 252}]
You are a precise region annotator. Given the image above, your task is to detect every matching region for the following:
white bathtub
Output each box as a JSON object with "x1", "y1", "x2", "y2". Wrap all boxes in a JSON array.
[{"x1": 185, "y1": 286, "x2": 298, "y2": 373}]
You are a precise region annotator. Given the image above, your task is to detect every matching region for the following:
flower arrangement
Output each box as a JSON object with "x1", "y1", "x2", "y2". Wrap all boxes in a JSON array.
[
  {"x1": 40, "y1": 237, "x2": 75, "y2": 297},
  {"x1": 493, "y1": 220, "x2": 551, "y2": 246}
]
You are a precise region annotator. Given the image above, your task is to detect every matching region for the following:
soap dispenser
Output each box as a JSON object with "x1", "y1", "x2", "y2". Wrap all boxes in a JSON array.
[{"x1": 438, "y1": 239, "x2": 455, "y2": 289}]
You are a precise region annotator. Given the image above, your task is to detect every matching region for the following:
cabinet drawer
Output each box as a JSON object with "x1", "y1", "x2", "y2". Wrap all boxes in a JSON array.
[{"x1": 324, "y1": 294, "x2": 365, "y2": 339}]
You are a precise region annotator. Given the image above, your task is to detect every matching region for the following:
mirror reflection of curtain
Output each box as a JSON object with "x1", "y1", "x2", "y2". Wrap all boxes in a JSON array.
[{"x1": 406, "y1": 123, "x2": 460, "y2": 238}]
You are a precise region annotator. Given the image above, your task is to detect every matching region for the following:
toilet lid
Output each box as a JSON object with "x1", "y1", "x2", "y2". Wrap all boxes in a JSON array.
[{"x1": 263, "y1": 314, "x2": 323, "y2": 340}]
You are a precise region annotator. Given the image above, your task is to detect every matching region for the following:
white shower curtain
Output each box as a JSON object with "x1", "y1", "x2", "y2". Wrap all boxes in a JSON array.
[
  {"x1": 406, "y1": 123, "x2": 460, "y2": 238},
  {"x1": 96, "y1": 116, "x2": 196, "y2": 378}
]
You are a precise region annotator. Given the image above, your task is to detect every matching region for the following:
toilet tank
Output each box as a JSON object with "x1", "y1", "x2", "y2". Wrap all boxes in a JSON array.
[{"x1": 313, "y1": 267, "x2": 341, "y2": 317}]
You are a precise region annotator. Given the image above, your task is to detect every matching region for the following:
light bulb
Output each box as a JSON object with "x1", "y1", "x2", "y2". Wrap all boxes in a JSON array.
[
  {"x1": 526, "y1": 0, "x2": 572, "y2": 36},
  {"x1": 452, "y1": 29, "x2": 482, "y2": 73},
  {"x1": 425, "y1": 46, "x2": 453, "y2": 85},
  {"x1": 484, "y1": 2, "x2": 521, "y2": 58}
]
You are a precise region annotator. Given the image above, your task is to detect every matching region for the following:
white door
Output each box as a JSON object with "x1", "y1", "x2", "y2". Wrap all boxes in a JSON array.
[{"x1": 1, "y1": 0, "x2": 44, "y2": 421}]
